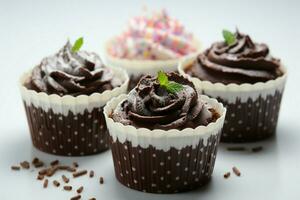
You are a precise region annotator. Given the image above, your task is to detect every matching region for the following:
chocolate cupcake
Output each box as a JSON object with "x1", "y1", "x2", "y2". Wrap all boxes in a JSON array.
[
  {"x1": 103, "y1": 72, "x2": 226, "y2": 193},
  {"x1": 103, "y1": 9, "x2": 201, "y2": 90},
  {"x1": 19, "y1": 38, "x2": 129, "y2": 156},
  {"x1": 179, "y1": 30, "x2": 287, "y2": 142}
]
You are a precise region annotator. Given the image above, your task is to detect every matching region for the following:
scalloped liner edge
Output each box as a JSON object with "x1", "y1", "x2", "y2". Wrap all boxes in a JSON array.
[
  {"x1": 103, "y1": 94, "x2": 226, "y2": 151},
  {"x1": 102, "y1": 38, "x2": 202, "y2": 76},
  {"x1": 19, "y1": 66, "x2": 129, "y2": 116},
  {"x1": 178, "y1": 56, "x2": 287, "y2": 103}
]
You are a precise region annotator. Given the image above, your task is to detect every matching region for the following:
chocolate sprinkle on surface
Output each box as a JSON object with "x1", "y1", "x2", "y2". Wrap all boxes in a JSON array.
[
  {"x1": 99, "y1": 177, "x2": 104, "y2": 184},
  {"x1": 76, "y1": 186, "x2": 83, "y2": 194},
  {"x1": 34, "y1": 161, "x2": 44, "y2": 168},
  {"x1": 232, "y1": 166, "x2": 241, "y2": 176},
  {"x1": 11, "y1": 166, "x2": 20, "y2": 171},
  {"x1": 89, "y1": 198, "x2": 96, "y2": 200},
  {"x1": 73, "y1": 170, "x2": 87, "y2": 178},
  {"x1": 53, "y1": 180, "x2": 60, "y2": 187},
  {"x1": 62, "y1": 175, "x2": 70, "y2": 183},
  {"x1": 43, "y1": 179, "x2": 48, "y2": 188},
  {"x1": 39, "y1": 168, "x2": 48, "y2": 175},
  {"x1": 252, "y1": 146, "x2": 263, "y2": 152},
  {"x1": 46, "y1": 166, "x2": 58, "y2": 177},
  {"x1": 63, "y1": 186, "x2": 72, "y2": 191},
  {"x1": 89, "y1": 170, "x2": 94, "y2": 178},
  {"x1": 50, "y1": 160, "x2": 59, "y2": 166},
  {"x1": 20, "y1": 161, "x2": 30, "y2": 169},
  {"x1": 37, "y1": 174, "x2": 44, "y2": 180},
  {"x1": 73, "y1": 162, "x2": 79, "y2": 168},
  {"x1": 227, "y1": 146, "x2": 246, "y2": 151},
  {"x1": 71, "y1": 195, "x2": 81, "y2": 200},
  {"x1": 224, "y1": 172, "x2": 231, "y2": 179},
  {"x1": 32, "y1": 157, "x2": 39, "y2": 164},
  {"x1": 58, "y1": 165, "x2": 76, "y2": 172}
]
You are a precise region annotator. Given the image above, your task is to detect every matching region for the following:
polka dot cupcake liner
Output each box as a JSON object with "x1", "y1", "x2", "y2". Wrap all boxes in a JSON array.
[
  {"x1": 219, "y1": 91, "x2": 283, "y2": 142},
  {"x1": 102, "y1": 38, "x2": 202, "y2": 91},
  {"x1": 19, "y1": 67, "x2": 129, "y2": 156},
  {"x1": 23, "y1": 104, "x2": 109, "y2": 156},
  {"x1": 179, "y1": 57, "x2": 287, "y2": 143},
  {"x1": 104, "y1": 94, "x2": 226, "y2": 193},
  {"x1": 110, "y1": 134, "x2": 220, "y2": 193}
]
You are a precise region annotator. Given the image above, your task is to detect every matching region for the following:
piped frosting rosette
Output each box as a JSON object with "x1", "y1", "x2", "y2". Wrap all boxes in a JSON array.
[
  {"x1": 103, "y1": 9, "x2": 201, "y2": 90},
  {"x1": 103, "y1": 73, "x2": 226, "y2": 193},
  {"x1": 179, "y1": 30, "x2": 287, "y2": 142},
  {"x1": 20, "y1": 41, "x2": 129, "y2": 156}
]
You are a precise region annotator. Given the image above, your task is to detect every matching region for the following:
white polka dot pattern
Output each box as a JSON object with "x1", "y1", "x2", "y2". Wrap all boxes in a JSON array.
[
  {"x1": 24, "y1": 104, "x2": 110, "y2": 156},
  {"x1": 218, "y1": 91, "x2": 284, "y2": 142},
  {"x1": 110, "y1": 132, "x2": 221, "y2": 193}
]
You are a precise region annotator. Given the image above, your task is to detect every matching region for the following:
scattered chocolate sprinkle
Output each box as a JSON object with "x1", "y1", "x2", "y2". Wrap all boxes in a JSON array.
[
  {"x1": 63, "y1": 185, "x2": 72, "y2": 191},
  {"x1": 46, "y1": 166, "x2": 58, "y2": 177},
  {"x1": 252, "y1": 146, "x2": 263, "y2": 152},
  {"x1": 99, "y1": 177, "x2": 104, "y2": 184},
  {"x1": 34, "y1": 161, "x2": 44, "y2": 168},
  {"x1": 73, "y1": 162, "x2": 79, "y2": 168},
  {"x1": 89, "y1": 170, "x2": 94, "y2": 178},
  {"x1": 70, "y1": 195, "x2": 81, "y2": 200},
  {"x1": 43, "y1": 179, "x2": 48, "y2": 188},
  {"x1": 38, "y1": 168, "x2": 48, "y2": 175},
  {"x1": 37, "y1": 174, "x2": 44, "y2": 180},
  {"x1": 32, "y1": 157, "x2": 39, "y2": 164},
  {"x1": 50, "y1": 160, "x2": 59, "y2": 166},
  {"x1": 89, "y1": 198, "x2": 96, "y2": 200},
  {"x1": 224, "y1": 172, "x2": 230, "y2": 179},
  {"x1": 62, "y1": 175, "x2": 69, "y2": 183},
  {"x1": 53, "y1": 180, "x2": 60, "y2": 187},
  {"x1": 76, "y1": 186, "x2": 83, "y2": 194},
  {"x1": 11, "y1": 166, "x2": 20, "y2": 171},
  {"x1": 227, "y1": 146, "x2": 246, "y2": 151},
  {"x1": 58, "y1": 165, "x2": 76, "y2": 172},
  {"x1": 73, "y1": 170, "x2": 87, "y2": 178},
  {"x1": 20, "y1": 161, "x2": 30, "y2": 169},
  {"x1": 232, "y1": 166, "x2": 241, "y2": 176}
]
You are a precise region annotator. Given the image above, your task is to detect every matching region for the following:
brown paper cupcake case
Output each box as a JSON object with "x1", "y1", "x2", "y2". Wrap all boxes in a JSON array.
[
  {"x1": 104, "y1": 94, "x2": 226, "y2": 193},
  {"x1": 19, "y1": 67, "x2": 129, "y2": 156},
  {"x1": 178, "y1": 57, "x2": 287, "y2": 143},
  {"x1": 102, "y1": 38, "x2": 202, "y2": 90}
]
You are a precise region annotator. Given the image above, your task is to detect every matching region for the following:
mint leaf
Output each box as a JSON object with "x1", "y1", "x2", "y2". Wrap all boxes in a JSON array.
[
  {"x1": 157, "y1": 70, "x2": 169, "y2": 86},
  {"x1": 166, "y1": 81, "x2": 184, "y2": 94},
  {"x1": 71, "y1": 37, "x2": 84, "y2": 52},
  {"x1": 157, "y1": 71, "x2": 184, "y2": 94},
  {"x1": 222, "y1": 30, "x2": 236, "y2": 46}
]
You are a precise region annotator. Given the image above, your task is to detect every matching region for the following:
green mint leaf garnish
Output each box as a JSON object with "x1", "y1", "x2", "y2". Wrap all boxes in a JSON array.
[
  {"x1": 157, "y1": 71, "x2": 184, "y2": 94},
  {"x1": 71, "y1": 37, "x2": 84, "y2": 52},
  {"x1": 158, "y1": 70, "x2": 168, "y2": 86},
  {"x1": 222, "y1": 30, "x2": 236, "y2": 46},
  {"x1": 165, "y1": 82, "x2": 184, "y2": 94}
]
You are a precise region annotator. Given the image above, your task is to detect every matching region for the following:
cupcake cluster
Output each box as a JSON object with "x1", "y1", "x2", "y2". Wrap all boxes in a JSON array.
[{"x1": 19, "y1": 9, "x2": 287, "y2": 194}]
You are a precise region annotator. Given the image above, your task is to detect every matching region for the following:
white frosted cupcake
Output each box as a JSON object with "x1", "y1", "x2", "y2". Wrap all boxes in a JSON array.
[
  {"x1": 20, "y1": 38, "x2": 129, "y2": 156},
  {"x1": 104, "y1": 72, "x2": 226, "y2": 193},
  {"x1": 103, "y1": 9, "x2": 201, "y2": 90}
]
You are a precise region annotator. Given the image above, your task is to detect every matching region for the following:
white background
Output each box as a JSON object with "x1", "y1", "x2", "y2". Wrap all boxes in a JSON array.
[{"x1": 0, "y1": 0, "x2": 300, "y2": 199}]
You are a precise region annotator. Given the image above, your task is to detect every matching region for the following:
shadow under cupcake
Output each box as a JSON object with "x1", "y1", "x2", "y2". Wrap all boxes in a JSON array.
[
  {"x1": 19, "y1": 38, "x2": 129, "y2": 156},
  {"x1": 179, "y1": 30, "x2": 287, "y2": 143},
  {"x1": 104, "y1": 72, "x2": 226, "y2": 193}
]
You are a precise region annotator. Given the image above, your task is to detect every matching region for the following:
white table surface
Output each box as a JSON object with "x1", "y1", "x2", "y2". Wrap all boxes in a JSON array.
[{"x1": 0, "y1": 0, "x2": 300, "y2": 199}]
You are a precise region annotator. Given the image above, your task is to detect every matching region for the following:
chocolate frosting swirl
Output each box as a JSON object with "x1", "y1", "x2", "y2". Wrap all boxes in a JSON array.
[
  {"x1": 112, "y1": 73, "x2": 219, "y2": 130},
  {"x1": 26, "y1": 42, "x2": 120, "y2": 96},
  {"x1": 185, "y1": 31, "x2": 283, "y2": 84}
]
